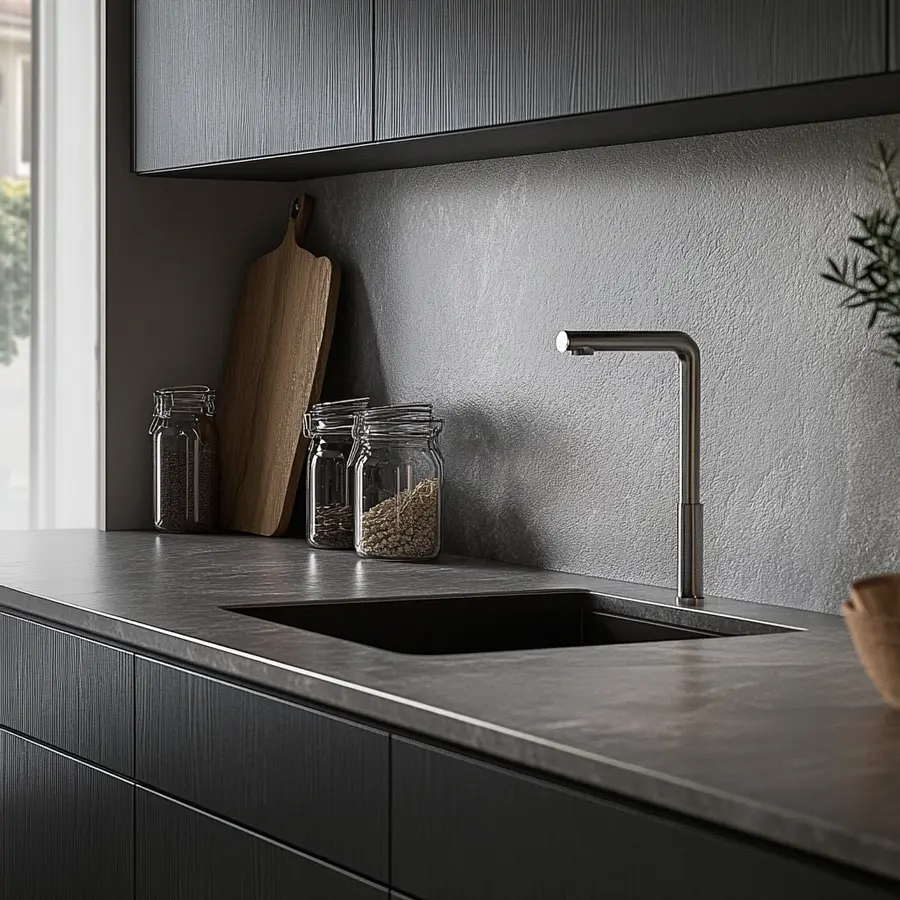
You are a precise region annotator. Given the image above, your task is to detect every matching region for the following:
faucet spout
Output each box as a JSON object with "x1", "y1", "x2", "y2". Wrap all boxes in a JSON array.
[{"x1": 556, "y1": 330, "x2": 703, "y2": 606}]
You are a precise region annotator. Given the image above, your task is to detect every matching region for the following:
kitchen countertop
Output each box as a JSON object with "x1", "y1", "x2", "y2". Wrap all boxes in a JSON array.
[{"x1": 0, "y1": 530, "x2": 897, "y2": 883}]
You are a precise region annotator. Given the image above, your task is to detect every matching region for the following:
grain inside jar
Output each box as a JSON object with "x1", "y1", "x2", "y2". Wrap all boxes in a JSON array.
[{"x1": 353, "y1": 407, "x2": 443, "y2": 561}]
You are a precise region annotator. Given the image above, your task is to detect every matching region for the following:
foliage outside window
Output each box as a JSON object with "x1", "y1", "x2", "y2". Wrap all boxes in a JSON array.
[
  {"x1": 18, "y1": 55, "x2": 31, "y2": 172},
  {"x1": 0, "y1": 177, "x2": 31, "y2": 365}
]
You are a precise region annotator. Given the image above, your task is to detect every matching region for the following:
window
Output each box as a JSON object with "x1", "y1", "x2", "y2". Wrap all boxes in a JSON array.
[
  {"x1": 0, "y1": 1, "x2": 33, "y2": 527},
  {"x1": 0, "y1": 0, "x2": 99, "y2": 529},
  {"x1": 32, "y1": 0, "x2": 99, "y2": 528}
]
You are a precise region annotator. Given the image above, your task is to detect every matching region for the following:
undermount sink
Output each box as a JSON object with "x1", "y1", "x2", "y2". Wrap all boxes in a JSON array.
[{"x1": 225, "y1": 591, "x2": 798, "y2": 656}]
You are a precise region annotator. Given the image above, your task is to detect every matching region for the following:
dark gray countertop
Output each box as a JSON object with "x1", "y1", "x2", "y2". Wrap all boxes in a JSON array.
[{"x1": 0, "y1": 530, "x2": 896, "y2": 882}]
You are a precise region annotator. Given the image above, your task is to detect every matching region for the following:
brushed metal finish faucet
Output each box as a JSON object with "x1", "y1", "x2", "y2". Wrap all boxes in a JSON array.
[{"x1": 556, "y1": 330, "x2": 703, "y2": 607}]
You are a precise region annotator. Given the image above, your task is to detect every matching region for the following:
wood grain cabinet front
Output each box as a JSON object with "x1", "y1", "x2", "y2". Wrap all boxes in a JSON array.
[
  {"x1": 133, "y1": 0, "x2": 373, "y2": 171},
  {"x1": 391, "y1": 736, "x2": 898, "y2": 900},
  {"x1": 0, "y1": 610, "x2": 133, "y2": 774},
  {"x1": 136, "y1": 788, "x2": 388, "y2": 900},
  {"x1": 0, "y1": 728, "x2": 133, "y2": 899},
  {"x1": 891, "y1": 1, "x2": 900, "y2": 69},
  {"x1": 135, "y1": 656, "x2": 390, "y2": 882},
  {"x1": 375, "y1": 0, "x2": 886, "y2": 140}
]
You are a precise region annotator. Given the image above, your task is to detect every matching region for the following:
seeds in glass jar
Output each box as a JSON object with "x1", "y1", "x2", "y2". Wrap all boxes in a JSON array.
[
  {"x1": 359, "y1": 478, "x2": 439, "y2": 560},
  {"x1": 156, "y1": 445, "x2": 217, "y2": 533},
  {"x1": 311, "y1": 502, "x2": 354, "y2": 549}
]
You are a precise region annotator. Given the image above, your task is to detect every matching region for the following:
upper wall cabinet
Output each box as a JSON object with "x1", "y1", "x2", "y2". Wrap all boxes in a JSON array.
[
  {"x1": 375, "y1": 0, "x2": 886, "y2": 140},
  {"x1": 891, "y1": 1, "x2": 900, "y2": 69},
  {"x1": 133, "y1": 0, "x2": 895, "y2": 179},
  {"x1": 133, "y1": 0, "x2": 373, "y2": 172}
]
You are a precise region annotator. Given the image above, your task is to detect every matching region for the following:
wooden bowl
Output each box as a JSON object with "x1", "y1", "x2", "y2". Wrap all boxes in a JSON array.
[
  {"x1": 844, "y1": 579, "x2": 900, "y2": 709},
  {"x1": 850, "y1": 573, "x2": 900, "y2": 617}
]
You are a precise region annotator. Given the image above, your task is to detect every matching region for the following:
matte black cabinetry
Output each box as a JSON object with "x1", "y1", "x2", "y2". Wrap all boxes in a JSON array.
[
  {"x1": 136, "y1": 788, "x2": 388, "y2": 900},
  {"x1": 891, "y1": 1, "x2": 900, "y2": 69},
  {"x1": 0, "y1": 728, "x2": 133, "y2": 899},
  {"x1": 0, "y1": 608, "x2": 897, "y2": 895},
  {"x1": 391, "y1": 737, "x2": 897, "y2": 900},
  {"x1": 0, "y1": 611, "x2": 133, "y2": 774},
  {"x1": 376, "y1": 0, "x2": 885, "y2": 140},
  {"x1": 134, "y1": 0, "x2": 896, "y2": 179},
  {"x1": 133, "y1": 0, "x2": 373, "y2": 171},
  {"x1": 135, "y1": 656, "x2": 390, "y2": 881}
]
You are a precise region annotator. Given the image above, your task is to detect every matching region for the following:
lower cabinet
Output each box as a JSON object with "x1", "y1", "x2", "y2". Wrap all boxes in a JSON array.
[
  {"x1": 391, "y1": 736, "x2": 898, "y2": 900},
  {"x1": 0, "y1": 611, "x2": 133, "y2": 774},
  {"x1": 1, "y1": 611, "x2": 897, "y2": 899},
  {"x1": 135, "y1": 788, "x2": 388, "y2": 900},
  {"x1": 135, "y1": 656, "x2": 389, "y2": 881},
  {"x1": 0, "y1": 727, "x2": 133, "y2": 899}
]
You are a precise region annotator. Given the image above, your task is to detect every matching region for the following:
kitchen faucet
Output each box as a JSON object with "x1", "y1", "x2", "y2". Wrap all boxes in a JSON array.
[{"x1": 556, "y1": 330, "x2": 703, "y2": 607}]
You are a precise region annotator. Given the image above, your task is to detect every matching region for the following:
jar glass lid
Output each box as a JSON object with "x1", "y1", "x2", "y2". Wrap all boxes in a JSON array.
[
  {"x1": 304, "y1": 397, "x2": 370, "y2": 437},
  {"x1": 151, "y1": 386, "x2": 216, "y2": 432}
]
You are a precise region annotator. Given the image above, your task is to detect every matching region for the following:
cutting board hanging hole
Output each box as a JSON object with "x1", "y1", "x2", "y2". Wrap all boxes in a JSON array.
[{"x1": 288, "y1": 195, "x2": 313, "y2": 248}]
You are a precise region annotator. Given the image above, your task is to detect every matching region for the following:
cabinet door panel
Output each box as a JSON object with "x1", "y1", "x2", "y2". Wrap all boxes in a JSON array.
[
  {"x1": 891, "y1": 1, "x2": 900, "y2": 70},
  {"x1": 134, "y1": 0, "x2": 373, "y2": 171},
  {"x1": 0, "y1": 728, "x2": 133, "y2": 899},
  {"x1": 136, "y1": 789, "x2": 387, "y2": 900},
  {"x1": 391, "y1": 737, "x2": 896, "y2": 900},
  {"x1": 376, "y1": 0, "x2": 885, "y2": 140},
  {"x1": 0, "y1": 610, "x2": 133, "y2": 773},
  {"x1": 135, "y1": 657, "x2": 389, "y2": 880}
]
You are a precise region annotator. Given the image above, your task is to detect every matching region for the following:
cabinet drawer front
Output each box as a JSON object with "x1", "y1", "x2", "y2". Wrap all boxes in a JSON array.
[
  {"x1": 136, "y1": 788, "x2": 387, "y2": 900},
  {"x1": 0, "y1": 728, "x2": 133, "y2": 898},
  {"x1": 392, "y1": 737, "x2": 895, "y2": 900},
  {"x1": 135, "y1": 657, "x2": 389, "y2": 881},
  {"x1": 0, "y1": 611, "x2": 133, "y2": 773}
]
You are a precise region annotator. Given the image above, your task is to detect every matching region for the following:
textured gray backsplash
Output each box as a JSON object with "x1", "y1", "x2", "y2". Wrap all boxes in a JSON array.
[{"x1": 304, "y1": 114, "x2": 900, "y2": 613}]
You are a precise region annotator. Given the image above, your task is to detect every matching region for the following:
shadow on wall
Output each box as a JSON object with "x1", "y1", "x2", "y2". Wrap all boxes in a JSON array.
[
  {"x1": 285, "y1": 258, "x2": 388, "y2": 536},
  {"x1": 320, "y1": 260, "x2": 387, "y2": 405},
  {"x1": 442, "y1": 404, "x2": 547, "y2": 569}
]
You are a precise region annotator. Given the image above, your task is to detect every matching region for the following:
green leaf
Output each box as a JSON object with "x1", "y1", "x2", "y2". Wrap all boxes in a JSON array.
[{"x1": 822, "y1": 141, "x2": 900, "y2": 385}]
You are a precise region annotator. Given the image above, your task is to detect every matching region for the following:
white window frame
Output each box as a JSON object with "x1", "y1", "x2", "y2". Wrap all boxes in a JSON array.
[{"x1": 15, "y1": 52, "x2": 31, "y2": 178}]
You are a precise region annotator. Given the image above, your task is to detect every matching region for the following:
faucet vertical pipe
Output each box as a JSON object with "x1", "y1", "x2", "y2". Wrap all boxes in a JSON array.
[
  {"x1": 556, "y1": 330, "x2": 703, "y2": 606},
  {"x1": 676, "y1": 338, "x2": 702, "y2": 607}
]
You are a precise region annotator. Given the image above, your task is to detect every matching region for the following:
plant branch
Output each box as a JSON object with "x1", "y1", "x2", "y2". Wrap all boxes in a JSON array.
[{"x1": 822, "y1": 143, "x2": 900, "y2": 380}]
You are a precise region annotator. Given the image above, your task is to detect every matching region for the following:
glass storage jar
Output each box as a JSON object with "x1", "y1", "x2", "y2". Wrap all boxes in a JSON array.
[
  {"x1": 150, "y1": 386, "x2": 219, "y2": 533},
  {"x1": 304, "y1": 397, "x2": 369, "y2": 549},
  {"x1": 353, "y1": 409, "x2": 443, "y2": 561}
]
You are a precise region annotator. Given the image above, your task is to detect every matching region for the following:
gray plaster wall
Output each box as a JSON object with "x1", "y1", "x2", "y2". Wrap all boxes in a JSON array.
[{"x1": 305, "y1": 114, "x2": 900, "y2": 613}]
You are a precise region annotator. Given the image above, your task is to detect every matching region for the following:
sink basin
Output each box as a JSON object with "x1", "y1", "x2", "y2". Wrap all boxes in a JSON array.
[{"x1": 225, "y1": 591, "x2": 797, "y2": 656}]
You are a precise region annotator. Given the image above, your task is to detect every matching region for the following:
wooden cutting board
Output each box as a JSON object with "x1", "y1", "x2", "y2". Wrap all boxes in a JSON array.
[{"x1": 219, "y1": 195, "x2": 339, "y2": 536}]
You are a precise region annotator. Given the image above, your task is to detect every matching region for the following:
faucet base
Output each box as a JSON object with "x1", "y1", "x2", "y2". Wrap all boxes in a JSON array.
[{"x1": 678, "y1": 502, "x2": 704, "y2": 604}]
